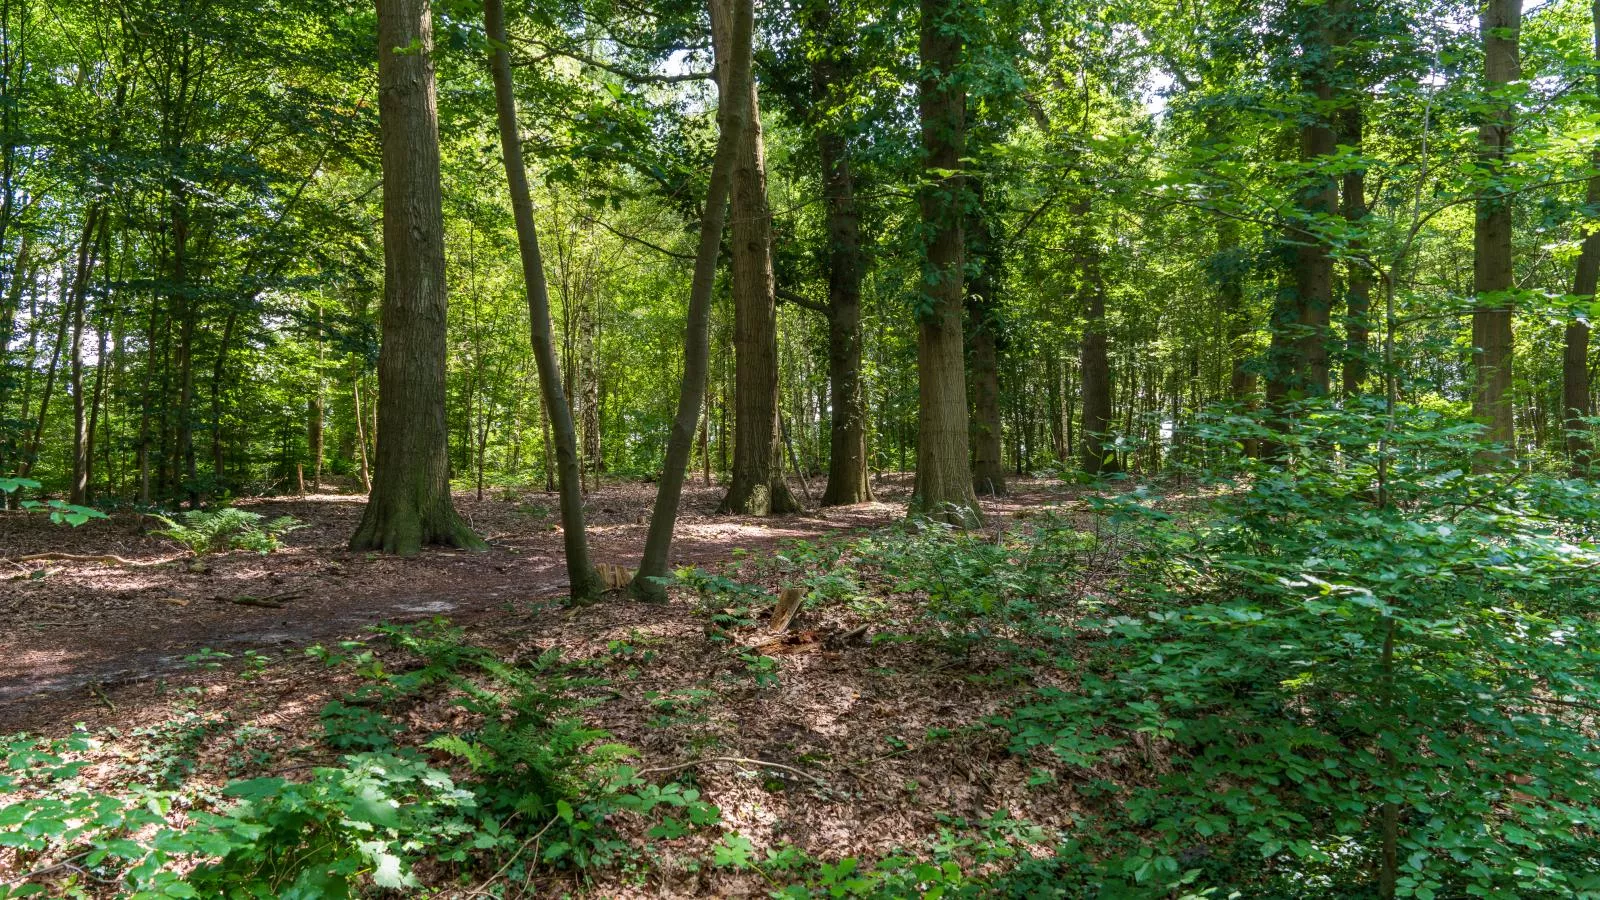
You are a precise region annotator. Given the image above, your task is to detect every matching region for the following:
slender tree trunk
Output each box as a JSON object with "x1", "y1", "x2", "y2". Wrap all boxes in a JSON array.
[
  {"x1": 1564, "y1": 1, "x2": 1600, "y2": 474},
  {"x1": 484, "y1": 0, "x2": 604, "y2": 599},
  {"x1": 716, "y1": 4, "x2": 796, "y2": 516},
  {"x1": 351, "y1": 0, "x2": 485, "y2": 554},
  {"x1": 1340, "y1": 104, "x2": 1373, "y2": 397},
  {"x1": 69, "y1": 208, "x2": 103, "y2": 505},
  {"x1": 352, "y1": 367, "x2": 371, "y2": 492},
  {"x1": 967, "y1": 190, "x2": 1006, "y2": 496},
  {"x1": 1473, "y1": 0, "x2": 1521, "y2": 455},
  {"x1": 911, "y1": 0, "x2": 981, "y2": 526},
  {"x1": 632, "y1": 0, "x2": 751, "y2": 600},
  {"x1": 1076, "y1": 200, "x2": 1114, "y2": 476}
]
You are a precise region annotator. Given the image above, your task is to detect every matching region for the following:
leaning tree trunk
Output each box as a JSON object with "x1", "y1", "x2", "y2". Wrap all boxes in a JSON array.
[
  {"x1": 631, "y1": 0, "x2": 752, "y2": 600},
  {"x1": 910, "y1": 0, "x2": 981, "y2": 527},
  {"x1": 484, "y1": 0, "x2": 604, "y2": 600},
  {"x1": 351, "y1": 0, "x2": 484, "y2": 555},
  {"x1": 716, "y1": 8, "x2": 798, "y2": 517},
  {"x1": 967, "y1": 193, "x2": 1006, "y2": 496},
  {"x1": 1473, "y1": 0, "x2": 1521, "y2": 456},
  {"x1": 1565, "y1": 0, "x2": 1599, "y2": 474}
]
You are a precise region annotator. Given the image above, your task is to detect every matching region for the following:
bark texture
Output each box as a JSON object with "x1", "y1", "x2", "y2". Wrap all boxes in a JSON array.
[
  {"x1": 715, "y1": 8, "x2": 797, "y2": 517},
  {"x1": 350, "y1": 0, "x2": 484, "y2": 555},
  {"x1": 1473, "y1": 0, "x2": 1521, "y2": 454},
  {"x1": 910, "y1": 0, "x2": 981, "y2": 527},
  {"x1": 1339, "y1": 103, "x2": 1373, "y2": 397},
  {"x1": 1078, "y1": 206, "x2": 1113, "y2": 476},
  {"x1": 632, "y1": 0, "x2": 750, "y2": 599}
]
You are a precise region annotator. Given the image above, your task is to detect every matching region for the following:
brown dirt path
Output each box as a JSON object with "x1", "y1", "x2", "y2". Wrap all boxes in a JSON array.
[{"x1": 0, "y1": 476, "x2": 1067, "y2": 729}]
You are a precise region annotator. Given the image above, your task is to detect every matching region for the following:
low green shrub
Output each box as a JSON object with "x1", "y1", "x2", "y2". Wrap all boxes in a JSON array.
[{"x1": 149, "y1": 507, "x2": 304, "y2": 555}]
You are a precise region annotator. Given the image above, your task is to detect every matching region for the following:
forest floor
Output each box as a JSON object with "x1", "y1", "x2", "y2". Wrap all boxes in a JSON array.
[
  {"x1": 0, "y1": 476, "x2": 1062, "y2": 732},
  {"x1": 1, "y1": 475, "x2": 1094, "y2": 897}
]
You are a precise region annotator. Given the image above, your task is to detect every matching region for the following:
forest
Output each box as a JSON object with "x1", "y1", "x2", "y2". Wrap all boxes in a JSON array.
[{"x1": 3, "y1": 0, "x2": 1600, "y2": 895}]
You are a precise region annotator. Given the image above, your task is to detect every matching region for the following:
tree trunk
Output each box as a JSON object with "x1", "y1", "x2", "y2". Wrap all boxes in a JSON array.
[
  {"x1": 632, "y1": 0, "x2": 751, "y2": 600},
  {"x1": 484, "y1": 0, "x2": 604, "y2": 599},
  {"x1": 1339, "y1": 103, "x2": 1373, "y2": 397},
  {"x1": 1473, "y1": 0, "x2": 1521, "y2": 455},
  {"x1": 69, "y1": 208, "x2": 103, "y2": 505},
  {"x1": 806, "y1": 1, "x2": 873, "y2": 507},
  {"x1": 1294, "y1": 14, "x2": 1337, "y2": 399},
  {"x1": 967, "y1": 191, "x2": 1006, "y2": 496},
  {"x1": 716, "y1": 5, "x2": 797, "y2": 516},
  {"x1": 1565, "y1": 2, "x2": 1599, "y2": 473},
  {"x1": 911, "y1": 0, "x2": 981, "y2": 527},
  {"x1": 351, "y1": 0, "x2": 485, "y2": 555}
]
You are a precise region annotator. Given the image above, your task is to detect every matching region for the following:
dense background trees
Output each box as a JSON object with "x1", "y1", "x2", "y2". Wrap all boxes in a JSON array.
[{"x1": 4, "y1": 0, "x2": 1600, "y2": 516}]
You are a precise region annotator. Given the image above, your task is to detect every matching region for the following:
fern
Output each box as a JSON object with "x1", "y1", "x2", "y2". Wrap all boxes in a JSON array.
[{"x1": 151, "y1": 507, "x2": 305, "y2": 555}]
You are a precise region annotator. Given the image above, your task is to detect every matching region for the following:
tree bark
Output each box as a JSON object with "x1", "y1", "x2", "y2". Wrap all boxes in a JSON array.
[
  {"x1": 910, "y1": 0, "x2": 981, "y2": 527},
  {"x1": 716, "y1": 4, "x2": 797, "y2": 516},
  {"x1": 806, "y1": 1, "x2": 873, "y2": 507},
  {"x1": 1473, "y1": 0, "x2": 1521, "y2": 455},
  {"x1": 69, "y1": 207, "x2": 104, "y2": 505},
  {"x1": 351, "y1": 0, "x2": 485, "y2": 555},
  {"x1": 484, "y1": 0, "x2": 604, "y2": 599},
  {"x1": 631, "y1": 0, "x2": 751, "y2": 600},
  {"x1": 1294, "y1": 12, "x2": 1337, "y2": 399}
]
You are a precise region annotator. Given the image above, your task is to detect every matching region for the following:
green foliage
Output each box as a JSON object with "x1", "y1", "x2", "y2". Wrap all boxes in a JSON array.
[
  {"x1": 0, "y1": 478, "x2": 107, "y2": 527},
  {"x1": 996, "y1": 403, "x2": 1600, "y2": 896},
  {"x1": 150, "y1": 508, "x2": 305, "y2": 555}
]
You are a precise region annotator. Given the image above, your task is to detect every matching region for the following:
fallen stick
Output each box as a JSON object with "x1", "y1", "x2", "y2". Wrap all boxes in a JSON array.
[
  {"x1": 2, "y1": 552, "x2": 173, "y2": 567},
  {"x1": 636, "y1": 755, "x2": 828, "y2": 786}
]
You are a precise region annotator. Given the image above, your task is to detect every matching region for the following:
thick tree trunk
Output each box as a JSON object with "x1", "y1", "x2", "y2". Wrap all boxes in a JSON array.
[
  {"x1": 1294, "y1": 20, "x2": 1337, "y2": 399},
  {"x1": 967, "y1": 193, "x2": 1006, "y2": 496},
  {"x1": 632, "y1": 0, "x2": 751, "y2": 600},
  {"x1": 1079, "y1": 263, "x2": 1113, "y2": 475},
  {"x1": 351, "y1": 0, "x2": 484, "y2": 555},
  {"x1": 484, "y1": 0, "x2": 603, "y2": 600},
  {"x1": 716, "y1": 6, "x2": 797, "y2": 516},
  {"x1": 910, "y1": 0, "x2": 981, "y2": 527},
  {"x1": 1564, "y1": 3, "x2": 1599, "y2": 473},
  {"x1": 1473, "y1": 0, "x2": 1521, "y2": 454}
]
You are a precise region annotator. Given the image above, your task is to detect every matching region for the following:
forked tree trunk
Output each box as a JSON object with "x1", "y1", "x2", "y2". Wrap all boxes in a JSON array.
[
  {"x1": 910, "y1": 0, "x2": 981, "y2": 527},
  {"x1": 351, "y1": 0, "x2": 484, "y2": 555},
  {"x1": 716, "y1": 5, "x2": 797, "y2": 516},
  {"x1": 631, "y1": 0, "x2": 751, "y2": 600},
  {"x1": 1473, "y1": 0, "x2": 1521, "y2": 455},
  {"x1": 1564, "y1": 0, "x2": 1599, "y2": 474},
  {"x1": 484, "y1": 0, "x2": 604, "y2": 600}
]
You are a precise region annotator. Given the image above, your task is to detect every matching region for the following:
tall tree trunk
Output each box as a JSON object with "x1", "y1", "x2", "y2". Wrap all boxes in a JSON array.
[
  {"x1": 352, "y1": 366, "x2": 371, "y2": 492},
  {"x1": 911, "y1": 0, "x2": 981, "y2": 526},
  {"x1": 1340, "y1": 103, "x2": 1373, "y2": 397},
  {"x1": 717, "y1": 5, "x2": 796, "y2": 516},
  {"x1": 1564, "y1": 0, "x2": 1599, "y2": 473},
  {"x1": 1473, "y1": 0, "x2": 1521, "y2": 454},
  {"x1": 483, "y1": 0, "x2": 603, "y2": 599},
  {"x1": 633, "y1": 0, "x2": 751, "y2": 599},
  {"x1": 1079, "y1": 217, "x2": 1113, "y2": 476},
  {"x1": 967, "y1": 190, "x2": 1006, "y2": 496},
  {"x1": 1294, "y1": 10, "x2": 1337, "y2": 399},
  {"x1": 69, "y1": 208, "x2": 103, "y2": 504},
  {"x1": 805, "y1": 0, "x2": 872, "y2": 507},
  {"x1": 351, "y1": 0, "x2": 485, "y2": 554}
]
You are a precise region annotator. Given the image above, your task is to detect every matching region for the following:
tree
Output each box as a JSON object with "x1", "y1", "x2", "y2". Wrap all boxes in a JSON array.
[
  {"x1": 483, "y1": 0, "x2": 605, "y2": 600},
  {"x1": 716, "y1": 1, "x2": 798, "y2": 517},
  {"x1": 350, "y1": 0, "x2": 485, "y2": 555},
  {"x1": 632, "y1": 0, "x2": 752, "y2": 600},
  {"x1": 1472, "y1": 0, "x2": 1521, "y2": 454},
  {"x1": 1565, "y1": 0, "x2": 1599, "y2": 474},
  {"x1": 910, "y1": 0, "x2": 981, "y2": 527}
]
